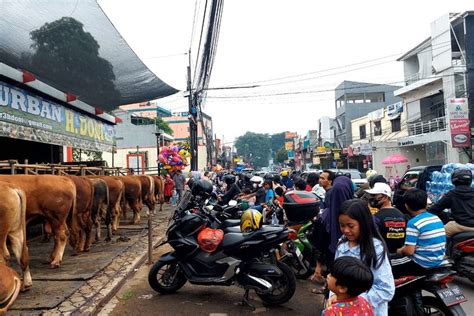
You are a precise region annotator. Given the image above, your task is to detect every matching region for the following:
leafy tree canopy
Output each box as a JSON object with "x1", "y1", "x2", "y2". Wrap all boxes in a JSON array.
[
  {"x1": 155, "y1": 117, "x2": 173, "y2": 136},
  {"x1": 234, "y1": 132, "x2": 271, "y2": 168},
  {"x1": 275, "y1": 146, "x2": 288, "y2": 163},
  {"x1": 28, "y1": 17, "x2": 120, "y2": 109}
]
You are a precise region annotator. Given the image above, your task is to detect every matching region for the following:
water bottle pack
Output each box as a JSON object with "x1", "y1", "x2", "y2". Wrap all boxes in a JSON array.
[{"x1": 427, "y1": 163, "x2": 474, "y2": 202}]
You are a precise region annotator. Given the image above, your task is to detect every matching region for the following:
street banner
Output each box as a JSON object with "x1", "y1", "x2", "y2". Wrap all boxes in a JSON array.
[
  {"x1": 285, "y1": 141, "x2": 294, "y2": 150},
  {"x1": 287, "y1": 150, "x2": 295, "y2": 159},
  {"x1": 285, "y1": 132, "x2": 297, "y2": 139},
  {"x1": 447, "y1": 98, "x2": 471, "y2": 148},
  {"x1": 0, "y1": 81, "x2": 115, "y2": 151}
]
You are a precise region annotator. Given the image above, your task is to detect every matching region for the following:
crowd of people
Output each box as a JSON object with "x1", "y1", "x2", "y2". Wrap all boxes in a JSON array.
[{"x1": 164, "y1": 166, "x2": 474, "y2": 315}]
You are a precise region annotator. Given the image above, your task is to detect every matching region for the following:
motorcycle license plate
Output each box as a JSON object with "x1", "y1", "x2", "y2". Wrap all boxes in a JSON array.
[
  {"x1": 295, "y1": 247, "x2": 303, "y2": 260},
  {"x1": 436, "y1": 285, "x2": 467, "y2": 307}
]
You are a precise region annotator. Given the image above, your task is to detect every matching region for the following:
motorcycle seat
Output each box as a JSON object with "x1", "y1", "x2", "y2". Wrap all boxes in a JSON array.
[
  {"x1": 221, "y1": 219, "x2": 241, "y2": 228},
  {"x1": 451, "y1": 231, "x2": 474, "y2": 243},
  {"x1": 224, "y1": 226, "x2": 241, "y2": 233},
  {"x1": 220, "y1": 232, "x2": 248, "y2": 249}
]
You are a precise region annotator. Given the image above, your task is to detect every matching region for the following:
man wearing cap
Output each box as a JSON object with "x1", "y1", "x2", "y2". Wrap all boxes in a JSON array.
[{"x1": 366, "y1": 182, "x2": 407, "y2": 254}]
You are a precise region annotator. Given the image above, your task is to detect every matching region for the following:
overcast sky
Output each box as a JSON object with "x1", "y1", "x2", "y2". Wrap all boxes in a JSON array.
[{"x1": 98, "y1": 0, "x2": 473, "y2": 144}]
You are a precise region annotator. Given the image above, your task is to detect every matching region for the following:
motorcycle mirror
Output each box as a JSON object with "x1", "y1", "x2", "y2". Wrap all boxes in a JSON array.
[{"x1": 229, "y1": 200, "x2": 238, "y2": 206}]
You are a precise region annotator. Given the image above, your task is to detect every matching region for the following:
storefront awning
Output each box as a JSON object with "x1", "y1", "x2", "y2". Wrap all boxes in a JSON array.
[{"x1": 0, "y1": 0, "x2": 178, "y2": 111}]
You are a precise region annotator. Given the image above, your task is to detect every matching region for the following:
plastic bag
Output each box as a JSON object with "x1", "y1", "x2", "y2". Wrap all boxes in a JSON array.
[{"x1": 197, "y1": 228, "x2": 224, "y2": 253}]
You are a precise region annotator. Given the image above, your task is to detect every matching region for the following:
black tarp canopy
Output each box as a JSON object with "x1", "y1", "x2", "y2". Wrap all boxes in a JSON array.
[{"x1": 0, "y1": 0, "x2": 178, "y2": 111}]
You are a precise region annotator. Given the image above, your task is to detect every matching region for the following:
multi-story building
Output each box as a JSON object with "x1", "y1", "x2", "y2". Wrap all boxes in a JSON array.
[
  {"x1": 334, "y1": 81, "x2": 402, "y2": 148},
  {"x1": 118, "y1": 101, "x2": 214, "y2": 170},
  {"x1": 394, "y1": 12, "x2": 474, "y2": 165},
  {"x1": 351, "y1": 105, "x2": 410, "y2": 178},
  {"x1": 102, "y1": 109, "x2": 173, "y2": 173}
]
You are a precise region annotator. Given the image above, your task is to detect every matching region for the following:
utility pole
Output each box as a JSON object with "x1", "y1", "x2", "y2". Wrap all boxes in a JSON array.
[{"x1": 187, "y1": 62, "x2": 198, "y2": 171}]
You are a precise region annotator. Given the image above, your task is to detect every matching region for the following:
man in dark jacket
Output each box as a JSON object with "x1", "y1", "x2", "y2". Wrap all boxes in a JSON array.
[{"x1": 428, "y1": 168, "x2": 474, "y2": 237}]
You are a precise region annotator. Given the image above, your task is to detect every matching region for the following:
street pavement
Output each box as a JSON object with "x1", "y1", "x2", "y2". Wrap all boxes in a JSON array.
[{"x1": 98, "y1": 243, "x2": 325, "y2": 316}]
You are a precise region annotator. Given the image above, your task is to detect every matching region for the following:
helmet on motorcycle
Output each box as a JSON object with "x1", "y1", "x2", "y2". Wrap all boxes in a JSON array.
[
  {"x1": 223, "y1": 174, "x2": 236, "y2": 186},
  {"x1": 452, "y1": 168, "x2": 472, "y2": 186},
  {"x1": 240, "y1": 209, "x2": 263, "y2": 233},
  {"x1": 250, "y1": 176, "x2": 264, "y2": 187},
  {"x1": 280, "y1": 170, "x2": 288, "y2": 177},
  {"x1": 366, "y1": 169, "x2": 377, "y2": 179},
  {"x1": 191, "y1": 179, "x2": 213, "y2": 197}
]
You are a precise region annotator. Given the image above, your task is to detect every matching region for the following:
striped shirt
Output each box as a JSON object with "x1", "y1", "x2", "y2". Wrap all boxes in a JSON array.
[{"x1": 405, "y1": 211, "x2": 446, "y2": 268}]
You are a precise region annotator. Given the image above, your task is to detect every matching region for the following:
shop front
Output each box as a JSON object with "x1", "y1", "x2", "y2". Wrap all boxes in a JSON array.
[{"x1": 0, "y1": 71, "x2": 115, "y2": 164}]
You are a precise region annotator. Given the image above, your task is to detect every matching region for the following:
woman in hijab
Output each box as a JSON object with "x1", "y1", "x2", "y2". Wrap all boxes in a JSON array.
[{"x1": 310, "y1": 175, "x2": 355, "y2": 289}]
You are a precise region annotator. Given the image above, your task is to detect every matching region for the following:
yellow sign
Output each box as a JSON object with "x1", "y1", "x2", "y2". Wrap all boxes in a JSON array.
[
  {"x1": 334, "y1": 152, "x2": 340, "y2": 159},
  {"x1": 285, "y1": 141, "x2": 294, "y2": 150}
]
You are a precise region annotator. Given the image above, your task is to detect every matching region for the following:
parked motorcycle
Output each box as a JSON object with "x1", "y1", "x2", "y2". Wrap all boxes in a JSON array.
[
  {"x1": 447, "y1": 231, "x2": 474, "y2": 282},
  {"x1": 389, "y1": 264, "x2": 467, "y2": 315},
  {"x1": 148, "y1": 180, "x2": 296, "y2": 307}
]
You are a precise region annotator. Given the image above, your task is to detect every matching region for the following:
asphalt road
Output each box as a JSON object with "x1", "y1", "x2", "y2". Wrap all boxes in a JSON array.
[{"x1": 98, "y1": 245, "x2": 325, "y2": 316}]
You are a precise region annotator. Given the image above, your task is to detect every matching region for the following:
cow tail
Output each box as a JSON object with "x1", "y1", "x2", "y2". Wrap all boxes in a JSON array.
[
  {"x1": 149, "y1": 176, "x2": 155, "y2": 205},
  {"x1": 13, "y1": 188, "x2": 27, "y2": 253},
  {"x1": 68, "y1": 184, "x2": 78, "y2": 238},
  {"x1": 104, "y1": 181, "x2": 110, "y2": 224}
]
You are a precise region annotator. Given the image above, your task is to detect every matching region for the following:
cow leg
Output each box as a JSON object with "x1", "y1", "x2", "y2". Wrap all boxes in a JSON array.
[
  {"x1": 8, "y1": 231, "x2": 32, "y2": 291},
  {"x1": 49, "y1": 221, "x2": 69, "y2": 268},
  {"x1": 83, "y1": 216, "x2": 94, "y2": 252},
  {"x1": 131, "y1": 202, "x2": 141, "y2": 224},
  {"x1": 0, "y1": 234, "x2": 9, "y2": 264},
  {"x1": 42, "y1": 222, "x2": 52, "y2": 243},
  {"x1": 122, "y1": 201, "x2": 130, "y2": 220},
  {"x1": 103, "y1": 205, "x2": 112, "y2": 242}
]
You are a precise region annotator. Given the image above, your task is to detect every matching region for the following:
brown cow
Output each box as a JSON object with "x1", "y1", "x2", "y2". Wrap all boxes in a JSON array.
[
  {"x1": 0, "y1": 175, "x2": 76, "y2": 268},
  {"x1": 88, "y1": 178, "x2": 111, "y2": 242},
  {"x1": 90, "y1": 176, "x2": 124, "y2": 234},
  {"x1": 152, "y1": 175, "x2": 165, "y2": 211},
  {"x1": 119, "y1": 176, "x2": 143, "y2": 224},
  {"x1": 0, "y1": 182, "x2": 32, "y2": 291},
  {"x1": 66, "y1": 176, "x2": 94, "y2": 254},
  {"x1": 138, "y1": 175, "x2": 155, "y2": 212},
  {"x1": 0, "y1": 264, "x2": 21, "y2": 314}
]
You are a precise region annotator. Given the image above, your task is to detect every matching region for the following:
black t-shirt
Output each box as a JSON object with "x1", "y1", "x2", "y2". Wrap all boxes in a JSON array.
[
  {"x1": 374, "y1": 207, "x2": 406, "y2": 254},
  {"x1": 255, "y1": 187, "x2": 266, "y2": 206}
]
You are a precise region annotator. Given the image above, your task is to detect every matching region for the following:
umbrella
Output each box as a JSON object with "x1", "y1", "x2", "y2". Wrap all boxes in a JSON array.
[{"x1": 382, "y1": 153, "x2": 409, "y2": 165}]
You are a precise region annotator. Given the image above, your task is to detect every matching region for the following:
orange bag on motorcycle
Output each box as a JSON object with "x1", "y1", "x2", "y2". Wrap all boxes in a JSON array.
[{"x1": 197, "y1": 227, "x2": 224, "y2": 253}]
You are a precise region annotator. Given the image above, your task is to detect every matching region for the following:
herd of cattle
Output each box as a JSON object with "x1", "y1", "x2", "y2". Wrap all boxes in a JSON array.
[{"x1": 0, "y1": 174, "x2": 165, "y2": 312}]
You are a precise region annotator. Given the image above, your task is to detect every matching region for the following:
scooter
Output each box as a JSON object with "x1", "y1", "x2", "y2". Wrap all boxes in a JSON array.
[
  {"x1": 447, "y1": 231, "x2": 474, "y2": 282},
  {"x1": 390, "y1": 264, "x2": 467, "y2": 315},
  {"x1": 149, "y1": 193, "x2": 296, "y2": 308}
]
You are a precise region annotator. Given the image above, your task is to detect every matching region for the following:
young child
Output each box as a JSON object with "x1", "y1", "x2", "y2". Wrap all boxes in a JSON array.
[
  {"x1": 392, "y1": 188, "x2": 447, "y2": 277},
  {"x1": 170, "y1": 188, "x2": 177, "y2": 206},
  {"x1": 328, "y1": 199, "x2": 395, "y2": 316},
  {"x1": 323, "y1": 256, "x2": 374, "y2": 316}
]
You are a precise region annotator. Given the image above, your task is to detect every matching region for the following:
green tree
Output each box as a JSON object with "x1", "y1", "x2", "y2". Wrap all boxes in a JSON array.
[
  {"x1": 234, "y1": 132, "x2": 271, "y2": 168},
  {"x1": 155, "y1": 117, "x2": 173, "y2": 136},
  {"x1": 275, "y1": 146, "x2": 288, "y2": 163},
  {"x1": 270, "y1": 132, "x2": 285, "y2": 158},
  {"x1": 28, "y1": 17, "x2": 120, "y2": 110}
]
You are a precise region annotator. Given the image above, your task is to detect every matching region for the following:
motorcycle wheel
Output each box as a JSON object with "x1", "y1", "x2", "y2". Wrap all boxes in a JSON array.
[
  {"x1": 422, "y1": 296, "x2": 452, "y2": 316},
  {"x1": 148, "y1": 261, "x2": 187, "y2": 294},
  {"x1": 256, "y1": 261, "x2": 296, "y2": 306},
  {"x1": 292, "y1": 257, "x2": 313, "y2": 279}
]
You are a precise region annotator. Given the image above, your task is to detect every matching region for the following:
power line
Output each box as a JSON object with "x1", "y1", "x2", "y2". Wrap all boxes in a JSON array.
[
  {"x1": 205, "y1": 72, "x2": 458, "y2": 99},
  {"x1": 206, "y1": 40, "x2": 453, "y2": 89}
]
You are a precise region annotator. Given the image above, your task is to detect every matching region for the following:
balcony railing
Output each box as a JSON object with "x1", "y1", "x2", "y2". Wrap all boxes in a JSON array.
[{"x1": 408, "y1": 116, "x2": 446, "y2": 136}]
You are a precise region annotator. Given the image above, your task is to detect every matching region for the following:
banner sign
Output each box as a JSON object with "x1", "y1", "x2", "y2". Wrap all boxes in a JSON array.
[
  {"x1": 387, "y1": 101, "x2": 403, "y2": 120},
  {"x1": 285, "y1": 141, "x2": 294, "y2": 151},
  {"x1": 285, "y1": 132, "x2": 297, "y2": 139},
  {"x1": 447, "y1": 98, "x2": 471, "y2": 148},
  {"x1": 0, "y1": 81, "x2": 115, "y2": 151},
  {"x1": 287, "y1": 150, "x2": 295, "y2": 159},
  {"x1": 367, "y1": 108, "x2": 384, "y2": 121}
]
